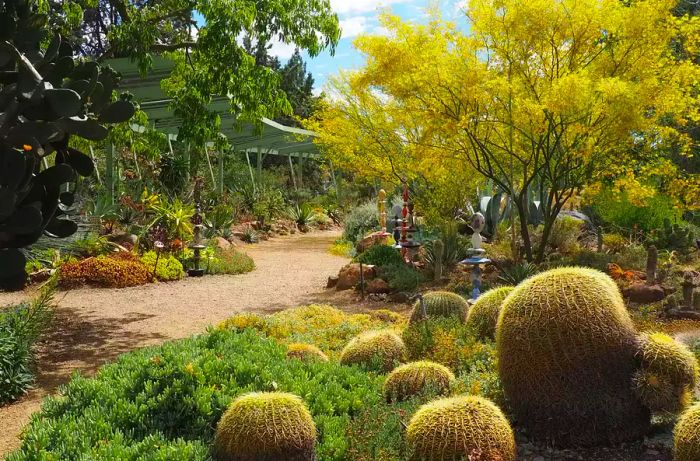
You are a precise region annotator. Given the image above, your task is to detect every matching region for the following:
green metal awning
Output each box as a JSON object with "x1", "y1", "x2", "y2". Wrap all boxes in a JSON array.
[{"x1": 108, "y1": 57, "x2": 319, "y2": 157}]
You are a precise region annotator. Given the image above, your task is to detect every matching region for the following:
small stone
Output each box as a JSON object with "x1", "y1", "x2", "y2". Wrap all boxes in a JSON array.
[
  {"x1": 215, "y1": 237, "x2": 232, "y2": 250},
  {"x1": 336, "y1": 263, "x2": 377, "y2": 291},
  {"x1": 326, "y1": 276, "x2": 339, "y2": 289}
]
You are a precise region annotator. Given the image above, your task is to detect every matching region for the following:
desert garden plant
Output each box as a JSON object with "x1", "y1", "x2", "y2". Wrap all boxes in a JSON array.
[
  {"x1": 466, "y1": 286, "x2": 514, "y2": 341},
  {"x1": 339, "y1": 330, "x2": 407, "y2": 373}
]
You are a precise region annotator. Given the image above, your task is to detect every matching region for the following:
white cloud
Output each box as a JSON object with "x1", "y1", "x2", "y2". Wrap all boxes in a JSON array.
[
  {"x1": 268, "y1": 40, "x2": 297, "y2": 59},
  {"x1": 340, "y1": 16, "x2": 370, "y2": 38},
  {"x1": 330, "y1": 0, "x2": 409, "y2": 15}
]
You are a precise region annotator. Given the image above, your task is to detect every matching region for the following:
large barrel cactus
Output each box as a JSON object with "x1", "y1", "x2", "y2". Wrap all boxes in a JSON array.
[
  {"x1": 409, "y1": 291, "x2": 469, "y2": 324},
  {"x1": 383, "y1": 360, "x2": 454, "y2": 402},
  {"x1": 466, "y1": 286, "x2": 514, "y2": 340},
  {"x1": 407, "y1": 395, "x2": 516, "y2": 461},
  {"x1": 496, "y1": 267, "x2": 650, "y2": 446},
  {"x1": 214, "y1": 392, "x2": 316, "y2": 461},
  {"x1": 674, "y1": 403, "x2": 700, "y2": 461},
  {"x1": 0, "y1": 0, "x2": 135, "y2": 287},
  {"x1": 286, "y1": 343, "x2": 329, "y2": 362}
]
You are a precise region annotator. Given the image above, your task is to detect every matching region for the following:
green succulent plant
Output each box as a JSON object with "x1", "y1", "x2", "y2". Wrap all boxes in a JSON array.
[
  {"x1": 0, "y1": 0, "x2": 135, "y2": 287},
  {"x1": 674, "y1": 403, "x2": 700, "y2": 461},
  {"x1": 383, "y1": 360, "x2": 454, "y2": 402},
  {"x1": 339, "y1": 330, "x2": 407, "y2": 373},
  {"x1": 466, "y1": 286, "x2": 514, "y2": 340}
]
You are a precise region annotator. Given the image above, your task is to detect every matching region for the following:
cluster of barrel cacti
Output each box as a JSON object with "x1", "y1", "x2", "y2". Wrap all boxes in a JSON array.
[{"x1": 0, "y1": 0, "x2": 135, "y2": 286}]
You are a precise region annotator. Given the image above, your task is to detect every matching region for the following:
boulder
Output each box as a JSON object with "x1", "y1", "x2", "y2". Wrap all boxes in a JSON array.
[
  {"x1": 215, "y1": 237, "x2": 233, "y2": 250},
  {"x1": 366, "y1": 278, "x2": 391, "y2": 294},
  {"x1": 623, "y1": 283, "x2": 666, "y2": 304},
  {"x1": 327, "y1": 276, "x2": 339, "y2": 289},
  {"x1": 336, "y1": 263, "x2": 377, "y2": 291},
  {"x1": 357, "y1": 232, "x2": 391, "y2": 253}
]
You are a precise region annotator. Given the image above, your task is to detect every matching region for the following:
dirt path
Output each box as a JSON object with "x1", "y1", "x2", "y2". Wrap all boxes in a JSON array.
[{"x1": 0, "y1": 231, "x2": 351, "y2": 458}]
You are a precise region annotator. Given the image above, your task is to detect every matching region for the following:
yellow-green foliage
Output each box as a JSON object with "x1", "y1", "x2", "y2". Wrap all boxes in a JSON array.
[
  {"x1": 633, "y1": 332, "x2": 698, "y2": 414},
  {"x1": 286, "y1": 343, "x2": 329, "y2": 362},
  {"x1": 217, "y1": 313, "x2": 268, "y2": 333},
  {"x1": 329, "y1": 240, "x2": 354, "y2": 258},
  {"x1": 407, "y1": 395, "x2": 516, "y2": 461},
  {"x1": 340, "y1": 330, "x2": 407, "y2": 373},
  {"x1": 368, "y1": 309, "x2": 405, "y2": 325},
  {"x1": 383, "y1": 361, "x2": 454, "y2": 402},
  {"x1": 409, "y1": 291, "x2": 468, "y2": 324},
  {"x1": 496, "y1": 267, "x2": 650, "y2": 446},
  {"x1": 466, "y1": 286, "x2": 514, "y2": 340},
  {"x1": 674, "y1": 403, "x2": 700, "y2": 461},
  {"x1": 214, "y1": 392, "x2": 316, "y2": 461}
]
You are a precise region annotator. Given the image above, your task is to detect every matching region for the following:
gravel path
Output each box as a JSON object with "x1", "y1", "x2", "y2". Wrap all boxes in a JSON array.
[{"x1": 0, "y1": 230, "x2": 350, "y2": 457}]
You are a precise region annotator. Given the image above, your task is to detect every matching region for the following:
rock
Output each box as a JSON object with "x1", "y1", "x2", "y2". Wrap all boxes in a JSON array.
[
  {"x1": 327, "y1": 276, "x2": 339, "y2": 289},
  {"x1": 623, "y1": 283, "x2": 666, "y2": 304},
  {"x1": 389, "y1": 292, "x2": 411, "y2": 304},
  {"x1": 357, "y1": 231, "x2": 391, "y2": 253},
  {"x1": 336, "y1": 263, "x2": 377, "y2": 291},
  {"x1": 108, "y1": 233, "x2": 138, "y2": 248},
  {"x1": 215, "y1": 237, "x2": 232, "y2": 250},
  {"x1": 366, "y1": 278, "x2": 391, "y2": 294}
]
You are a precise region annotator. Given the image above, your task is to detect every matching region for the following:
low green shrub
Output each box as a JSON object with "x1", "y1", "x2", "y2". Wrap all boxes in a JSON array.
[
  {"x1": 205, "y1": 247, "x2": 255, "y2": 275},
  {"x1": 381, "y1": 263, "x2": 423, "y2": 292},
  {"x1": 549, "y1": 216, "x2": 582, "y2": 253},
  {"x1": 586, "y1": 189, "x2": 682, "y2": 232},
  {"x1": 0, "y1": 285, "x2": 54, "y2": 405},
  {"x1": 140, "y1": 251, "x2": 185, "y2": 281},
  {"x1": 354, "y1": 244, "x2": 403, "y2": 267},
  {"x1": 7, "y1": 329, "x2": 386, "y2": 461},
  {"x1": 612, "y1": 243, "x2": 648, "y2": 271},
  {"x1": 343, "y1": 202, "x2": 379, "y2": 244}
]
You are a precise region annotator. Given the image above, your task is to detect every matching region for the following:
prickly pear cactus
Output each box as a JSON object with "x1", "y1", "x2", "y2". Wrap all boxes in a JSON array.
[{"x1": 0, "y1": 0, "x2": 135, "y2": 286}]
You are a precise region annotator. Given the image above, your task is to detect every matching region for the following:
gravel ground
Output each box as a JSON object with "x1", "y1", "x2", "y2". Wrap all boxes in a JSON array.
[{"x1": 0, "y1": 230, "x2": 351, "y2": 457}]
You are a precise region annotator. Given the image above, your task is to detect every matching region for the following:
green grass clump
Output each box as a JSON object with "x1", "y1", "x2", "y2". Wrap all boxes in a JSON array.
[
  {"x1": 466, "y1": 286, "x2": 514, "y2": 340},
  {"x1": 407, "y1": 395, "x2": 516, "y2": 461},
  {"x1": 214, "y1": 392, "x2": 316, "y2": 461}
]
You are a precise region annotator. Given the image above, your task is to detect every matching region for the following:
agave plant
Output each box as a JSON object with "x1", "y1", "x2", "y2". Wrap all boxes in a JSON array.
[
  {"x1": 497, "y1": 262, "x2": 539, "y2": 285},
  {"x1": 0, "y1": 0, "x2": 135, "y2": 286},
  {"x1": 288, "y1": 203, "x2": 314, "y2": 230}
]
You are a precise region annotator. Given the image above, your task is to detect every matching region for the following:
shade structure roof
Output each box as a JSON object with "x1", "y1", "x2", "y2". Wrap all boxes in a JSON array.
[{"x1": 108, "y1": 57, "x2": 319, "y2": 156}]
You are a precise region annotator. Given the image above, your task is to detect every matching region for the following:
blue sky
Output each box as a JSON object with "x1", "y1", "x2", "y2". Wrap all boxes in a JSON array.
[{"x1": 267, "y1": 0, "x2": 468, "y2": 92}]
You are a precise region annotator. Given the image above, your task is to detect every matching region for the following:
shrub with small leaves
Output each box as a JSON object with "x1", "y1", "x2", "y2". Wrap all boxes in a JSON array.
[
  {"x1": 58, "y1": 253, "x2": 151, "y2": 288},
  {"x1": 355, "y1": 244, "x2": 403, "y2": 267},
  {"x1": 140, "y1": 251, "x2": 185, "y2": 281}
]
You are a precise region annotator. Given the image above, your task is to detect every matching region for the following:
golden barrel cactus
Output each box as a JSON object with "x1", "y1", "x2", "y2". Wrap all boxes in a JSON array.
[
  {"x1": 466, "y1": 286, "x2": 514, "y2": 340},
  {"x1": 407, "y1": 395, "x2": 516, "y2": 461},
  {"x1": 340, "y1": 330, "x2": 407, "y2": 373},
  {"x1": 214, "y1": 392, "x2": 316, "y2": 461},
  {"x1": 409, "y1": 291, "x2": 469, "y2": 324},
  {"x1": 674, "y1": 403, "x2": 700, "y2": 461},
  {"x1": 383, "y1": 361, "x2": 455, "y2": 402},
  {"x1": 633, "y1": 332, "x2": 698, "y2": 414},
  {"x1": 496, "y1": 267, "x2": 650, "y2": 446},
  {"x1": 286, "y1": 343, "x2": 329, "y2": 362}
]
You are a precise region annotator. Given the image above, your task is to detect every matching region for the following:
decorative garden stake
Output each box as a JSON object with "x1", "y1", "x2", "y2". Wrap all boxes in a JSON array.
[
  {"x1": 399, "y1": 182, "x2": 421, "y2": 260},
  {"x1": 391, "y1": 205, "x2": 403, "y2": 249},
  {"x1": 459, "y1": 212, "x2": 491, "y2": 302},
  {"x1": 188, "y1": 177, "x2": 206, "y2": 277},
  {"x1": 377, "y1": 189, "x2": 390, "y2": 236},
  {"x1": 152, "y1": 241, "x2": 164, "y2": 281}
]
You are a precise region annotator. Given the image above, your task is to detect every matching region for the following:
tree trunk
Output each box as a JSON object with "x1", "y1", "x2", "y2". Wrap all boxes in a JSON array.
[{"x1": 515, "y1": 195, "x2": 534, "y2": 262}]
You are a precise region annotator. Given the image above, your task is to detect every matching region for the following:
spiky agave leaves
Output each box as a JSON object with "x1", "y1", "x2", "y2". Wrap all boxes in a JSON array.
[
  {"x1": 466, "y1": 286, "x2": 514, "y2": 340},
  {"x1": 409, "y1": 291, "x2": 469, "y2": 325},
  {"x1": 286, "y1": 343, "x2": 329, "y2": 362},
  {"x1": 674, "y1": 403, "x2": 700, "y2": 461},
  {"x1": 214, "y1": 392, "x2": 316, "y2": 461},
  {"x1": 496, "y1": 267, "x2": 650, "y2": 446},
  {"x1": 339, "y1": 330, "x2": 407, "y2": 373},
  {"x1": 383, "y1": 361, "x2": 455, "y2": 402},
  {"x1": 633, "y1": 332, "x2": 698, "y2": 414},
  {"x1": 407, "y1": 395, "x2": 516, "y2": 461}
]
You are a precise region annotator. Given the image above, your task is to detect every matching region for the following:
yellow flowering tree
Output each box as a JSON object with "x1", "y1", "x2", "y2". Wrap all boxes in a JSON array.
[{"x1": 313, "y1": 0, "x2": 700, "y2": 261}]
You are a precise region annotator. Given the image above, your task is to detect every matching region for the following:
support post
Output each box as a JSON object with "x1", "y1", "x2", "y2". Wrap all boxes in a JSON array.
[
  {"x1": 106, "y1": 143, "x2": 115, "y2": 204},
  {"x1": 245, "y1": 150, "x2": 257, "y2": 193},
  {"x1": 88, "y1": 145, "x2": 102, "y2": 185},
  {"x1": 298, "y1": 152, "x2": 305, "y2": 189},
  {"x1": 329, "y1": 160, "x2": 339, "y2": 201},
  {"x1": 184, "y1": 143, "x2": 191, "y2": 183},
  {"x1": 218, "y1": 148, "x2": 225, "y2": 195},
  {"x1": 288, "y1": 152, "x2": 298, "y2": 191},
  {"x1": 204, "y1": 143, "x2": 216, "y2": 190},
  {"x1": 256, "y1": 146, "x2": 262, "y2": 179}
]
